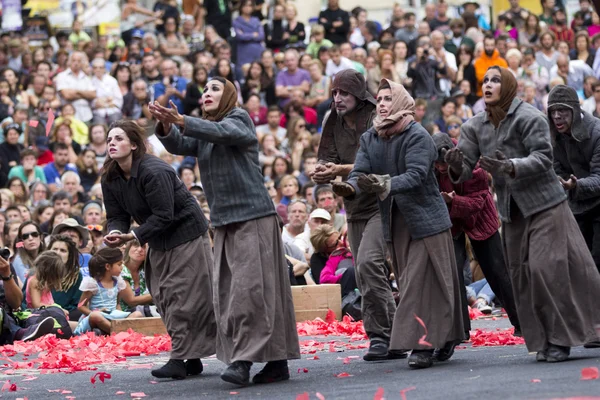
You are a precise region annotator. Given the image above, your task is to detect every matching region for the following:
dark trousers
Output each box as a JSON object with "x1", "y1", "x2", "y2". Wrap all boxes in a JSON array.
[
  {"x1": 339, "y1": 265, "x2": 357, "y2": 297},
  {"x1": 575, "y1": 206, "x2": 600, "y2": 273},
  {"x1": 470, "y1": 231, "x2": 520, "y2": 329},
  {"x1": 452, "y1": 234, "x2": 471, "y2": 334}
]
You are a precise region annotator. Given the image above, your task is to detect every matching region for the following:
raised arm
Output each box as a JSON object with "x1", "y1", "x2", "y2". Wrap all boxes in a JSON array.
[
  {"x1": 155, "y1": 122, "x2": 199, "y2": 157},
  {"x1": 182, "y1": 113, "x2": 258, "y2": 147}
]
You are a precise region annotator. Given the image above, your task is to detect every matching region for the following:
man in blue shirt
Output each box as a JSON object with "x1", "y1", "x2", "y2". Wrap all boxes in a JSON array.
[
  {"x1": 43, "y1": 143, "x2": 78, "y2": 192},
  {"x1": 153, "y1": 58, "x2": 188, "y2": 114}
]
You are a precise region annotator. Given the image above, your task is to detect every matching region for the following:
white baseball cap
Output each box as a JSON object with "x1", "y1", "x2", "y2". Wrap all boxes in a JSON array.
[{"x1": 310, "y1": 208, "x2": 331, "y2": 221}]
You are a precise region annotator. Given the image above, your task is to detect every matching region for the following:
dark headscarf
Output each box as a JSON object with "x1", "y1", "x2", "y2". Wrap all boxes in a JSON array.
[
  {"x1": 547, "y1": 85, "x2": 587, "y2": 141},
  {"x1": 202, "y1": 77, "x2": 238, "y2": 122},
  {"x1": 485, "y1": 67, "x2": 517, "y2": 128},
  {"x1": 318, "y1": 69, "x2": 376, "y2": 162}
]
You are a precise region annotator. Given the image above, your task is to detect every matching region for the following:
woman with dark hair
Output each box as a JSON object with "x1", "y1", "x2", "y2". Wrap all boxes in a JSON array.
[
  {"x1": 241, "y1": 61, "x2": 265, "y2": 104},
  {"x1": 260, "y1": 50, "x2": 278, "y2": 106},
  {"x1": 7, "y1": 177, "x2": 28, "y2": 205},
  {"x1": 158, "y1": 16, "x2": 190, "y2": 61},
  {"x1": 32, "y1": 203, "x2": 54, "y2": 225},
  {"x1": 86, "y1": 124, "x2": 108, "y2": 169},
  {"x1": 183, "y1": 65, "x2": 208, "y2": 116},
  {"x1": 455, "y1": 46, "x2": 477, "y2": 96},
  {"x1": 120, "y1": 239, "x2": 153, "y2": 312},
  {"x1": 270, "y1": 155, "x2": 293, "y2": 182},
  {"x1": 233, "y1": 0, "x2": 265, "y2": 66},
  {"x1": 76, "y1": 149, "x2": 100, "y2": 192},
  {"x1": 212, "y1": 58, "x2": 243, "y2": 104},
  {"x1": 12, "y1": 221, "x2": 45, "y2": 285},
  {"x1": 445, "y1": 66, "x2": 600, "y2": 363},
  {"x1": 150, "y1": 77, "x2": 300, "y2": 386},
  {"x1": 101, "y1": 120, "x2": 216, "y2": 380},
  {"x1": 112, "y1": 63, "x2": 133, "y2": 97},
  {"x1": 569, "y1": 31, "x2": 595, "y2": 68},
  {"x1": 518, "y1": 13, "x2": 542, "y2": 47}
]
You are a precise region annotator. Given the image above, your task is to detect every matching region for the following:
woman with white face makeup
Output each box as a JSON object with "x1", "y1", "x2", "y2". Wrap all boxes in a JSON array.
[
  {"x1": 332, "y1": 79, "x2": 465, "y2": 370},
  {"x1": 150, "y1": 77, "x2": 300, "y2": 387},
  {"x1": 446, "y1": 66, "x2": 600, "y2": 363}
]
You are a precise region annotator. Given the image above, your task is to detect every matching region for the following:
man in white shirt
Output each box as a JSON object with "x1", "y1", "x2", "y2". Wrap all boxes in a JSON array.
[
  {"x1": 90, "y1": 58, "x2": 123, "y2": 125},
  {"x1": 431, "y1": 30, "x2": 456, "y2": 97},
  {"x1": 282, "y1": 200, "x2": 309, "y2": 245},
  {"x1": 293, "y1": 208, "x2": 331, "y2": 262},
  {"x1": 325, "y1": 45, "x2": 356, "y2": 77},
  {"x1": 582, "y1": 80, "x2": 600, "y2": 115},
  {"x1": 550, "y1": 54, "x2": 595, "y2": 97},
  {"x1": 55, "y1": 51, "x2": 96, "y2": 123}
]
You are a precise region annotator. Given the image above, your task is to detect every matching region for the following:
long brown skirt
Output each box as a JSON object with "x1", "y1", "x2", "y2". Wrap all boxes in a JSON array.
[
  {"x1": 147, "y1": 233, "x2": 217, "y2": 360},
  {"x1": 213, "y1": 215, "x2": 301, "y2": 364},
  {"x1": 389, "y1": 206, "x2": 465, "y2": 350},
  {"x1": 503, "y1": 200, "x2": 600, "y2": 352}
]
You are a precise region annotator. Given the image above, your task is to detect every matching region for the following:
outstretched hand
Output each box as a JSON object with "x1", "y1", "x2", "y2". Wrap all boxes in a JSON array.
[
  {"x1": 148, "y1": 101, "x2": 185, "y2": 134},
  {"x1": 559, "y1": 174, "x2": 577, "y2": 191},
  {"x1": 480, "y1": 150, "x2": 514, "y2": 177},
  {"x1": 332, "y1": 181, "x2": 355, "y2": 198}
]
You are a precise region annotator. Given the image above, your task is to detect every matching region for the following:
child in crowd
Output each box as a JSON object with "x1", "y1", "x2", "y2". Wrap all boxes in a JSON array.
[
  {"x1": 74, "y1": 248, "x2": 142, "y2": 335},
  {"x1": 25, "y1": 251, "x2": 64, "y2": 309}
]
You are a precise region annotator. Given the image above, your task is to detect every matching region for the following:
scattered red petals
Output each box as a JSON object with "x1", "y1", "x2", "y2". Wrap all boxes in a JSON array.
[
  {"x1": 581, "y1": 367, "x2": 600, "y2": 381},
  {"x1": 1, "y1": 380, "x2": 16, "y2": 392},
  {"x1": 296, "y1": 393, "x2": 310, "y2": 400},
  {"x1": 297, "y1": 368, "x2": 309, "y2": 373},
  {"x1": 316, "y1": 393, "x2": 326, "y2": 400},
  {"x1": 335, "y1": 372, "x2": 352, "y2": 378},
  {"x1": 62, "y1": 390, "x2": 72, "y2": 394},
  {"x1": 374, "y1": 387, "x2": 385, "y2": 400},
  {"x1": 90, "y1": 372, "x2": 111, "y2": 384},
  {"x1": 325, "y1": 309, "x2": 336, "y2": 324},
  {"x1": 297, "y1": 314, "x2": 367, "y2": 340},
  {"x1": 131, "y1": 393, "x2": 146, "y2": 398},
  {"x1": 400, "y1": 386, "x2": 416, "y2": 400},
  {"x1": 116, "y1": 392, "x2": 126, "y2": 395},
  {"x1": 469, "y1": 328, "x2": 525, "y2": 347},
  {"x1": 414, "y1": 314, "x2": 432, "y2": 347},
  {"x1": 229, "y1": 392, "x2": 239, "y2": 395},
  {"x1": 57, "y1": 329, "x2": 64, "y2": 335},
  {"x1": 531, "y1": 379, "x2": 541, "y2": 383}
]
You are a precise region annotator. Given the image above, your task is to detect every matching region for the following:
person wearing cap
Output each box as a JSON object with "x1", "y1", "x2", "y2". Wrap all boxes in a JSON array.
[
  {"x1": 549, "y1": 85, "x2": 600, "y2": 273},
  {"x1": 312, "y1": 68, "x2": 397, "y2": 362},
  {"x1": 7, "y1": 149, "x2": 46, "y2": 186},
  {"x1": 52, "y1": 217, "x2": 92, "y2": 275},
  {"x1": 294, "y1": 208, "x2": 331, "y2": 261},
  {"x1": 431, "y1": 132, "x2": 520, "y2": 332},
  {"x1": 0, "y1": 123, "x2": 24, "y2": 173},
  {"x1": 445, "y1": 67, "x2": 600, "y2": 363}
]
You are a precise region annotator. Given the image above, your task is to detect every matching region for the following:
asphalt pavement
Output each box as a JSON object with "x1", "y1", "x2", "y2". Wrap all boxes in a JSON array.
[{"x1": 1, "y1": 318, "x2": 599, "y2": 400}]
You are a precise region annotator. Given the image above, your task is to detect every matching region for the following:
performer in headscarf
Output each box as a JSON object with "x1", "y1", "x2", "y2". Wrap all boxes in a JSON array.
[
  {"x1": 102, "y1": 120, "x2": 216, "y2": 380},
  {"x1": 313, "y1": 69, "x2": 400, "y2": 361},
  {"x1": 149, "y1": 77, "x2": 300, "y2": 386},
  {"x1": 333, "y1": 79, "x2": 465, "y2": 369},
  {"x1": 549, "y1": 85, "x2": 600, "y2": 274},
  {"x1": 446, "y1": 66, "x2": 600, "y2": 362}
]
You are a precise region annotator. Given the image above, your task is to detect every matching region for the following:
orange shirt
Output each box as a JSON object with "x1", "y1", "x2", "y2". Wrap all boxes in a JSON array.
[{"x1": 473, "y1": 50, "x2": 508, "y2": 96}]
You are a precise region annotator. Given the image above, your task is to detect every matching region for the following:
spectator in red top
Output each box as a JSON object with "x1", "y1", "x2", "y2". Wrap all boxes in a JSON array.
[
  {"x1": 279, "y1": 88, "x2": 317, "y2": 129},
  {"x1": 550, "y1": 8, "x2": 575, "y2": 49}
]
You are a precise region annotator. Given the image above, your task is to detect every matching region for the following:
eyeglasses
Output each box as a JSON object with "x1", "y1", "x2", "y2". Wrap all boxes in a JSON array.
[
  {"x1": 87, "y1": 225, "x2": 103, "y2": 232},
  {"x1": 21, "y1": 232, "x2": 40, "y2": 240},
  {"x1": 448, "y1": 124, "x2": 461, "y2": 129}
]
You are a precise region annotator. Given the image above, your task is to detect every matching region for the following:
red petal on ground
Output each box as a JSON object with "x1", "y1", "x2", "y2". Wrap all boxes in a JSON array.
[
  {"x1": 400, "y1": 386, "x2": 416, "y2": 400},
  {"x1": 21, "y1": 376, "x2": 37, "y2": 381},
  {"x1": 9, "y1": 383, "x2": 17, "y2": 392},
  {"x1": 581, "y1": 367, "x2": 600, "y2": 380},
  {"x1": 61, "y1": 390, "x2": 72, "y2": 394},
  {"x1": 1, "y1": 380, "x2": 12, "y2": 391},
  {"x1": 116, "y1": 392, "x2": 126, "y2": 395},
  {"x1": 469, "y1": 328, "x2": 525, "y2": 347},
  {"x1": 414, "y1": 314, "x2": 432, "y2": 348},
  {"x1": 296, "y1": 392, "x2": 310, "y2": 400},
  {"x1": 297, "y1": 368, "x2": 308, "y2": 373},
  {"x1": 531, "y1": 379, "x2": 541, "y2": 383},
  {"x1": 373, "y1": 387, "x2": 385, "y2": 400},
  {"x1": 130, "y1": 393, "x2": 146, "y2": 398},
  {"x1": 469, "y1": 306, "x2": 485, "y2": 320},
  {"x1": 325, "y1": 309, "x2": 336, "y2": 324},
  {"x1": 316, "y1": 393, "x2": 326, "y2": 400},
  {"x1": 335, "y1": 372, "x2": 352, "y2": 378},
  {"x1": 229, "y1": 392, "x2": 239, "y2": 395}
]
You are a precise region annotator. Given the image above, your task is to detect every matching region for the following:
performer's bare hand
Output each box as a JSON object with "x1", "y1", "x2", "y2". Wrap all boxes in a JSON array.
[
  {"x1": 559, "y1": 174, "x2": 577, "y2": 190},
  {"x1": 444, "y1": 148, "x2": 464, "y2": 175},
  {"x1": 332, "y1": 181, "x2": 355, "y2": 197},
  {"x1": 103, "y1": 232, "x2": 134, "y2": 248},
  {"x1": 442, "y1": 191, "x2": 455, "y2": 204},
  {"x1": 312, "y1": 162, "x2": 338, "y2": 184},
  {"x1": 480, "y1": 150, "x2": 514, "y2": 177}
]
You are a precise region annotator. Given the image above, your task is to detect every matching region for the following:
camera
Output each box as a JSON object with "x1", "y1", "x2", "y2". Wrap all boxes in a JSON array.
[{"x1": 0, "y1": 248, "x2": 10, "y2": 261}]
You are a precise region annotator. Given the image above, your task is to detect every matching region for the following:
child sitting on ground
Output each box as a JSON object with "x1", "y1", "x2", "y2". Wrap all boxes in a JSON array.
[
  {"x1": 74, "y1": 248, "x2": 143, "y2": 335},
  {"x1": 26, "y1": 251, "x2": 65, "y2": 309}
]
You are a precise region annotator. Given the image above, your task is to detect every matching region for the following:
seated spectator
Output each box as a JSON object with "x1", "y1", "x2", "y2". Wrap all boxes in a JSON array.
[
  {"x1": 522, "y1": 80, "x2": 544, "y2": 111},
  {"x1": 297, "y1": 152, "x2": 317, "y2": 187},
  {"x1": 211, "y1": 58, "x2": 243, "y2": 104},
  {"x1": 290, "y1": 130, "x2": 312, "y2": 174},
  {"x1": 7, "y1": 178, "x2": 29, "y2": 205},
  {"x1": 306, "y1": 60, "x2": 330, "y2": 110},
  {"x1": 8, "y1": 149, "x2": 46, "y2": 185},
  {"x1": 61, "y1": 171, "x2": 89, "y2": 206},
  {"x1": 12, "y1": 221, "x2": 44, "y2": 286},
  {"x1": 467, "y1": 278, "x2": 495, "y2": 314},
  {"x1": 315, "y1": 185, "x2": 346, "y2": 233},
  {"x1": 367, "y1": 49, "x2": 400, "y2": 96},
  {"x1": 282, "y1": 199, "x2": 309, "y2": 245},
  {"x1": 241, "y1": 61, "x2": 265, "y2": 105},
  {"x1": 122, "y1": 79, "x2": 152, "y2": 129},
  {"x1": 52, "y1": 218, "x2": 91, "y2": 276},
  {"x1": 259, "y1": 133, "x2": 286, "y2": 169},
  {"x1": 183, "y1": 66, "x2": 208, "y2": 116},
  {"x1": 5, "y1": 205, "x2": 22, "y2": 222},
  {"x1": 294, "y1": 207, "x2": 331, "y2": 262},
  {"x1": 451, "y1": 89, "x2": 473, "y2": 120},
  {"x1": 49, "y1": 119, "x2": 82, "y2": 163},
  {"x1": 24, "y1": 252, "x2": 64, "y2": 312},
  {"x1": 90, "y1": 58, "x2": 123, "y2": 126},
  {"x1": 276, "y1": 175, "x2": 301, "y2": 224},
  {"x1": 43, "y1": 143, "x2": 78, "y2": 192},
  {"x1": 310, "y1": 224, "x2": 357, "y2": 295},
  {"x1": 29, "y1": 182, "x2": 50, "y2": 208},
  {"x1": 434, "y1": 98, "x2": 457, "y2": 133},
  {"x1": 0, "y1": 123, "x2": 24, "y2": 172},
  {"x1": 245, "y1": 93, "x2": 267, "y2": 126},
  {"x1": 76, "y1": 149, "x2": 100, "y2": 193},
  {"x1": 177, "y1": 164, "x2": 198, "y2": 190},
  {"x1": 256, "y1": 106, "x2": 287, "y2": 143},
  {"x1": 32, "y1": 203, "x2": 54, "y2": 226},
  {"x1": 85, "y1": 124, "x2": 108, "y2": 170},
  {"x1": 0, "y1": 189, "x2": 15, "y2": 210},
  {"x1": 55, "y1": 51, "x2": 96, "y2": 124},
  {"x1": 306, "y1": 25, "x2": 333, "y2": 59},
  {"x1": 326, "y1": 45, "x2": 355, "y2": 77},
  {"x1": 120, "y1": 240, "x2": 153, "y2": 312},
  {"x1": 158, "y1": 17, "x2": 190, "y2": 64},
  {"x1": 55, "y1": 103, "x2": 89, "y2": 148},
  {"x1": 444, "y1": 116, "x2": 463, "y2": 140}
]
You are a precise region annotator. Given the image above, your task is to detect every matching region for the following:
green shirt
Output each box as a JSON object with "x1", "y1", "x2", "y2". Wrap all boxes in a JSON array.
[
  {"x1": 120, "y1": 265, "x2": 148, "y2": 311},
  {"x1": 51, "y1": 271, "x2": 83, "y2": 311},
  {"x1": 68, "y1": 31, "x2": 91, "y2": 45},
  {"x1": 306, "y1": 39, "x2": 334, "y2": 59},
  {"x1": 8, "y1": 166, "x2": 47, "y2": 184}
]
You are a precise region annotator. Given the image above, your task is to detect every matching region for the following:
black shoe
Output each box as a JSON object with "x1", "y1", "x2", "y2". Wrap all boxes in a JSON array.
[
  {"x1": 387, "y1": 349, "x2": 410, "y2": 359},
  {"x1": 408, "y1": 350, "x2": 434, "y2": 369},
  {"x1": 584, "y1": 340, "x2": 600, "y2": 348},
  {"x1": 363, "y1": 340, "x2": 389, "y2": 361},
  {"x1": 185, "y1": 359, "x2": 203, "y2": 376},
  {"x1": 536, "y1": 350, "x2": 547, "y2": 362},
  {"x1": 151, "y1": 359, "x2": 186, "y2": 380},
  {"x1": 15, "y1": 317, "x2": 54, "y2": 341},
  {"x1": 546, "y1": 344, "x2": 570, "y2": 363},
  {"x1": 513, "y1": 327, "x2": 522, "y2": 338},
  {"x1": 221, "y1": 361, "x2": 252, "y2": 386},
  {"x1": 252, "y1": 360, "x2": 290, "y2": 384},
  {"x1": 434, "y1": 340, "x2": 458, "y2": 362}
]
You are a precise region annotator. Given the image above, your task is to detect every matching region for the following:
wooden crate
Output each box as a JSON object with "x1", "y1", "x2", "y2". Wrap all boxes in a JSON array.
[
  {"x1": 291, "y1": 284, "x2": 341, "y2": 322},
  {"x1": 111, "y1": 317, "x2": 167, "y2": 336}
]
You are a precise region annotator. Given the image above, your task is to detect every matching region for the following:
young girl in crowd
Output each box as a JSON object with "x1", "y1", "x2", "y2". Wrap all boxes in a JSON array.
[
  {"x1": 74, "y1": 248, "x2": 142, "y2": 335},
  {"x1": 26, "y1": 251, "x2": 65, "y2": 309},
  {"x1": 48, "y1": 235, "x2": 83, "y2": 322}
]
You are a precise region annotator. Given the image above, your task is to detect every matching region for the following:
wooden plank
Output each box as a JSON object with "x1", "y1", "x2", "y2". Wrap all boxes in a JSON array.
[
  {"x1": 111, "y1": 317, "x2": 167, "y2": 336},
  {"x1": 291, "y1": 284, "x2": 342, "y2": 321}
]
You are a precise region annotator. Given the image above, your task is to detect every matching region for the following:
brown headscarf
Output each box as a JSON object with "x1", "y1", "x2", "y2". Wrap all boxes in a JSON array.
[
  {"x1": 485, "y1": 67, "x2": 517, "y2": 128},
  {"x1": 373, "y1": 79, "x2": 415, "y2": 138},
  {"x1": 202, "y1": 77, "x2": 238, "y2": 121}
]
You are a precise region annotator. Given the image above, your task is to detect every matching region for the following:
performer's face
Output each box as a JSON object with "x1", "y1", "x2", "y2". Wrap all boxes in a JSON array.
[
  {"x1": 482, "y1": 69, "x2": 502, "y2": 105},
  {"x1": 550, "y1": 107, "x2": 573, "y2": 134},
  {"x1": 376, "y1": 88, "x2": 393, "y2": 118},
  {"x1": 107, "y1": 128, "x2": 138, "y2": 161},
  {"x1": 202, "y1": 80, "x2": 225, "y2": 113},
  {"x1": 332, "y1": 89, "x2": 358, "y2": 117}
]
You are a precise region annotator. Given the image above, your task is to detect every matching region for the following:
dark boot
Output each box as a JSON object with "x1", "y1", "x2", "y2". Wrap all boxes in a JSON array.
[
  {"x1": 546, "y1": 344, "x2": 570, "y2": 363},
  {"x1": 185, "y1": 359, "x2": 203, "y2": 376},
  {"x1": 252, "y1": 360, "x2": 290, "y2": 384},
  {"x1": 387, "y1": 349, "x2": 409, "y2": 359},
  {"x1": 434, "y1": 340, "x2": 458, "y2": 362},
  {"x1": 536, "y1": 350, "x2": 547, "y2": 362},
  {"x1": 513, "y1": 326, "x2": 522, "y2": 337},
  {"x1": 151, "y1": 359, "x2": 186, "y2": 380},
  {"x1": 583, "y1": 340, "x2": 600, "y2": 348},
  {"x1": 363, "y1": 340, "x2": 389, "y2": 361},
  {"x1": 408, "y1": 349, "x2": 434, "y2": 369},
  {"x1": 221, "y1": 361, "x2": 252, "y2": 386}
]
